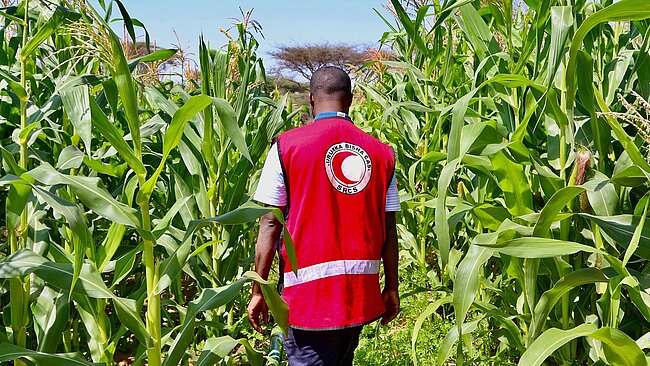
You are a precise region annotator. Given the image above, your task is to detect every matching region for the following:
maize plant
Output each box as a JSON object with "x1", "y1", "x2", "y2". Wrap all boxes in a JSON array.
[
  {"x1": 355, "y1": 0, "x2": 650, "y2": 364},
  {"x1": 0, "y1": 0, "x2": 299, "y2": 365},
  {"x1": 4, "y1": 0, "x2": 650, "y2": 365}
]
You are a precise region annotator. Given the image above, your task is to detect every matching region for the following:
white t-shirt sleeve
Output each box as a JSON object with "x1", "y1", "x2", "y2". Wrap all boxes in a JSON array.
[
  {"x1": 254, "y1": 143, "x2": 400, "y2": 211},
  {"x1": 253, "y1": 143, "x2": 287, "y2": 207},
  {"x1": 385, "y1": 173, "x2": 400, "y2": 212}
]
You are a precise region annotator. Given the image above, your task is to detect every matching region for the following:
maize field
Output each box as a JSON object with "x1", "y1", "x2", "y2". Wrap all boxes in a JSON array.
[{"x1": 1, "y1": 0, "x2": 650, "y2": 365}]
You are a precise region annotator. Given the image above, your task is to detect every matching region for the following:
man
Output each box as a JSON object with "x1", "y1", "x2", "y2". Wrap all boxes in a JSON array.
[{"x1": 247, "y1": 66, "x2": 400, "y2": 366}]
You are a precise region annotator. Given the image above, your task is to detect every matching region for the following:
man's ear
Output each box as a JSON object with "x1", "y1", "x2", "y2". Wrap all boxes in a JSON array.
[{"x1": 309, "y1": 93, "x2": 315, "y2": 107}]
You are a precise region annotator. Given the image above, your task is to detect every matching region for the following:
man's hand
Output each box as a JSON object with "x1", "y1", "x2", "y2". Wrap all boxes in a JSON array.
[
  {"x1": 247, "y1": 293, "x2": 269, "y2": 333},
  {"x1": 381, "y1": 288, "x2": 400, "y2": 325}
]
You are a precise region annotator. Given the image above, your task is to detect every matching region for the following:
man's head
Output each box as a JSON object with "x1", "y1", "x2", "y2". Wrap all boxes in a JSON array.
[{"x1": 309, "y1": 66, "x2": 353, "y2": 115}]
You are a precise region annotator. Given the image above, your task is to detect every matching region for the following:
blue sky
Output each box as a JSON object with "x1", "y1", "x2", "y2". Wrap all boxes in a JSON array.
[{"x1": 105, "y1": 1, "x2": 393, "y2": 68}]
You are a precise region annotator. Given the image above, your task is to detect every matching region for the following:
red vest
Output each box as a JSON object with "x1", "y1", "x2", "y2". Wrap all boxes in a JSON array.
[{"x1": 276, "y1": 116, "x2": 395, "y2": 329}]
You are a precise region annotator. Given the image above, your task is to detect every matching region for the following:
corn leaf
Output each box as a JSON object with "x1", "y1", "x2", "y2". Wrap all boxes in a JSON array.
[
  {"x1": 412, "y1": 296, "x2": 452, "y2": 366},
  {"x1": 155, "y1": 201, "x2": 296, "y2": 295},
  {"x1": 489, "y1": 151, "x2": 534, "y2": 216},
  {"x1": 0, "y1": 342, "x2": 98, "y2": 366},
  {"x1": 108, "y1": 31, "x2": 141, "y2": 156},
  {"x1": 164, "y1": 271, "x2": 286, "y2": 366},
  {"x1": 529, "y1": 268, "x2": 609, "y2": 339},
  {"x1": 211, "y1": 97, "x2": 252, "y2": 163},
  {"x1": 0, "y1": 250, "x2": 151, "y2": 347},
  {"x1": 533, "y1": 186, "x2": 585, "y2": 237},
  {"x1": 28, "y1": 164, "x2": 141, "y2": 228},
  {"x1": 478, "y1": 237, "x2": 599, "y2": 258},
  {"x1": 20, "y1": 7, "x2": 81, "y2": 61},
  {"x1": 519, "y1": 324, "x2": 599, "y2": 366},
  {"x1": 578, "y1": 213, "x2": 650, "y2": 259},
  {"x1": 591, "y1": 327, "x2": 647, "y2": 366},
  {"x1": 195, "y1": 336, "x2": 240, "y2": 366},
  {"x1": 436, "y1": 319, "x2": 481, "y2": 366},
  {"x1": 60, "y1": 86, "x2": 92, "y2": 154},
  {"x1": 88, "y1": 97, "x2": 146, "y2": 176}
]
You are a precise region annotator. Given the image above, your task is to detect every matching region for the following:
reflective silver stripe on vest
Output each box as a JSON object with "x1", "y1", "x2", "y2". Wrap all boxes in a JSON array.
[{"x1": 283, "y1": 259, "x2": 381, "y2": 288}]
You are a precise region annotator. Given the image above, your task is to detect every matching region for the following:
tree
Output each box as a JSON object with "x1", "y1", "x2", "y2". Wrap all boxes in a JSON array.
[{"x1": 270, "y1": 42, "x2": 368, "y2": 80}]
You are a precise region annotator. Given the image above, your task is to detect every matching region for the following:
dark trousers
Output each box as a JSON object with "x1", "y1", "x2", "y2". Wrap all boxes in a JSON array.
[{"x1": 283, "y1": 326, "x2": 363, "y2": 366}]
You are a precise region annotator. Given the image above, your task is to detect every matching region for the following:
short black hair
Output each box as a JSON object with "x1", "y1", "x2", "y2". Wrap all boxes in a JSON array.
[{"x1": 309, "y1": 66, "x2": 352, "y2": 99}]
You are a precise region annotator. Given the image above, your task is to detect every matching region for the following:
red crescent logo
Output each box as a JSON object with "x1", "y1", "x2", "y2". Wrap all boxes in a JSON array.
[
  {"x1": 324, "y1": 142, "x2": 373, "y2": 195},
  {"x1": 331, "y1": 151, "x2": 358, "y2": 185}
]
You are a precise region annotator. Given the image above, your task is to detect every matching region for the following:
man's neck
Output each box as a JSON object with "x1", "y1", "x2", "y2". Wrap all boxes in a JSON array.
[{"x1": 312, "y1": 103, "x2": 349, "y2": 117}]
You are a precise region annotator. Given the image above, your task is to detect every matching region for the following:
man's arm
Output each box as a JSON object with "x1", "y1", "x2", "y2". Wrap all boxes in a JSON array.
[
  {"x1": 247, "y1": 207, "x2": 285, "y2": 333},
  {"x1": 381, "y1": 211, "x2": 400, "y2": 325}
]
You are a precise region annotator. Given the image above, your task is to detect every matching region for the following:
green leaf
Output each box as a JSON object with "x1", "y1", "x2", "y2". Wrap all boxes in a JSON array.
[
  {"x1": 521, "y1": 325, "x2": 646, "y2": 366},
  {"x1": 434, "y1": 158, "x2": 460, "y2": 266},
  {"x1": 195, "y1": 336, "x2": 240, "y2": 366},
  {"x1": 457, "y1": 4, "x2": 500, "y2": 62},
  {"x1": 57, "y1": 146, "x2": 84, "y2": 170},
  {"x1": 437, "y1": 319, "x2": 481, "y2": 366},
  {"x1": 164, "y1": 95, "x2": 213, "y2": 160},
  {"x1": 0, "y1": 8, "x2": 25, "y2": 24},
  {"x1": 472, "y1": 204, "x2": 511, "y2": 232},
  {"x1": 82, "y1": 156, "x2": 127, "y2": 177},
  {"x1": 0, "y1": 250, "x2": 151, "y2": 347},
  {"x1": 3, "y1": 175, "x2": 31, "y2": 232},
  {"x1": 594, "y1": 89, "x2": 650, "y2": 173},
  {"x1": 518, "y1": 324, "x2": 598, "y2": 366},
  {"x1": 60, "y1": 86, "x2": 92, "y2": 154},
  {"x1": 533, "y1": 186, "x2": 585, "y2": 237},
  {"x1": 623, "y1": 200, "x2": 649, "y2": 266},
  {"x1": 108, "y1": 31, "x2": 141, "y2": 157},
  {"x1": 529, "y1": 268, "x2": 609, "y2": 339},
  {"x1": 412, "y1": 296, "x2": 452, "y2": 366},
  {"x1": 245, "y1": 271, "x2": 289, "y2": 334},
  {"x1": 567, "y1": 0, "x2": 650, "y2": 102},
  {"x1": 590, "y1": 327, "x2": 647, "y2": 366},
  {"x1": 566, "y1": 0, "x2": 650, "y2": 172},
  {"x1": 453, "y1": 245, "x2": 492, "y2": 340},
  {"x1": 1, "y1": 147, "x2": 24, "y2": 176},
  {"x1": 239, "y1": 338, "x2": 265, "y2": 366},
  {"x1": 477, "y1": 237, "x2": 599, "y2": 258},
  {"x1": 152, "y1": 196, "x2": 192, "y2": 238},
  {"x1": 545, "y1": 6, "x2": 573, "y2": 87},
  {"x1": 212, "y1": 97, "x2": 252, "y2": 163},
  {"x1": 389, "y1": 0, "x2": 428, "y2": 55},
  {"x1": 132, "y1": 48, "x2": 177, "y2": 63},
  {"x1": 6, "y1": 78, "x2": 27, "y2": 101},
  {"x1": 578, "y1": 214, "x2": 650, "y2": 259},
  {"x1": 20, "y1": 7, "x2": 81, "y2": 61},
  {"x1": 110, "y1": 244, "x2": 140, "y2": 287},
  {"x1": 584, "y1": 171, "x2": 618, "y2": 216},
  {"x1": 88, "y1": 97, "x2": 146, "y2": 177},
  {"x1": 98, "y1": 223, "x2": 127, "y2": 272},
  {"x1": 489, "y1": 151, "x2": 534, "y2": 216},
  {"x1": 32, "y1": 185, "x2": 93, "y2": 300},
  {"x1": 611, "y1": 165, "x2": 650, "y2": 186},
  {"x1": 32, "y1": 288, "x2": 70, "y2": 353},
  {"x1": 155, "y1": 201, "x2": 295, "y2": 295},
  {"x1": 139, "y1": 95, "x2": 214, "y2": 203},
  {"x1": 576, "y1": 50, "x2": 597, "y2": 114},
  {"x1": 164, "y1": 272, "x2": 287, "y2": 366},
  {"x1": 484, "y1": 74, "x2": 545, "y2": 93},
  {"x1": 0, "y1": 342, "x2": 97, "y2": 366},
  {"x1": 113, "y1": 0, "x2": 136, "y2": 43},
  {"x1": 28, "y1": 163, "x2": 142, "y2": 228}
]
